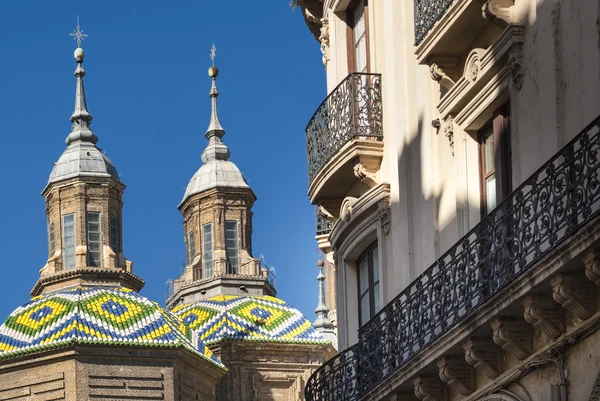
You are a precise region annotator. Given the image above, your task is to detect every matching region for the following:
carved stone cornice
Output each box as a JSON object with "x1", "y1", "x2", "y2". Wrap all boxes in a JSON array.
[
  {"x1": 463, "y1": 339, "x2": 501, "y2": 379},
  {"x1": 491, "y1": 317, "x2": 532, "y2": 360},
  {"x1": 436, "y1": 357, "x2": 473, "y2": 396},
  {"x1": 413, "y1": 376, "x2": 447, "y2": 401},
  {"x1": 482, "y1": 0, "x2": 513, "y2": 26},
  {"x1": 584, "y1": 250, "x2": 600, "y2": 286},
  {"x1": 522, "y1": 296, "x2": 562, "y2": 339},
  {"x1": 551, "y1": 274, "x2": 595, "y2": 321}
]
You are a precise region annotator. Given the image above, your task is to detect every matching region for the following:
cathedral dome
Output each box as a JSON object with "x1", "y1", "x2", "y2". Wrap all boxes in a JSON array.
[
  {"x1": 47, "y1": 141, "x2": 119, "y2": 186},
  {"x1": 0, "y1": 286, "x2": 224, "y2": 369},
  {"x1": 181, "y1": 160, "x2": 249, "y2": 204},
  {"x1": 173, "y1": 295, "x2": 329, "y2": 346}
]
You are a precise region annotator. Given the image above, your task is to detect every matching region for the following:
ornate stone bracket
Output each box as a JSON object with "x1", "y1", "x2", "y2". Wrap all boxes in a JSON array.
[
  {"x1": 434, "y1": 116, "x2": 455, "y2": 156},
  {"x1": 482, "y1": 0, "x2": 514, "y2": 26},
  {"x1": 437, "y1": 356, "x2": 473, "y2": 396},
  {"x1": 522, "y1": 296, "x2": 562, "y2": 339},
  {"x1": 319, "y1": 18, "x2": 330, "y2": 67},
  {"x1": 491, "y1": 317, "x2": 532, "y2": 360},
  {"x1": 584, "y1": 250, "x2": 600, "y2": 286},
  {"x1": 463, "y1": 338, "x2": 502, "y2": 379},
  {"x1": 353, "y1": 160, "x2": 378, "y2": 187},
  {"x1": 551, "y1": 274, "x2": 595, "y2": 321},
  {"x1": 377, "y1": 197, "x2": 391, "y2": 235},
  {"x1": 507, "y1": 47, "x2": 524, "y2": 90},
  {"x1": 430, "y1": 63, "x2": 456, "y2": 90},
  {"x1": 413, "y1": 376, "x2": 447, "y2": 401}
]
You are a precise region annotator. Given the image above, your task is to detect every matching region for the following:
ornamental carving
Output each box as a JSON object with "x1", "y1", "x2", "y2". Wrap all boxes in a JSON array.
[
  {"x1": 319, "y1": 18, "x2": 330, "y2": 67},
  {"x1": 584, "y1": 250, "x2": 600, "y2": 286},
  {"x1": 463, "y1": 49, "x2": 485, "y2": 82},
  {"x1": 437, "y1": 357, "x2": 473, "y2": 396},
  {"x1": 413, "y1": 376, "x2": 446, "y2": 401},
  {"x1": 507, "y1": 47, "x2": 524, "y2": 90},
  {"x1": 482, "y1": 0, "x2": 514, "y2": 25},
  {"x1": 551, "y1": 274, "x2": 595, "y2": 321},
  {"x1": 436, "y1": 116, "x2": 455, "y2": 156},
  {"x1": 340, "y1": 197, "x2": 357, "y2": 222},
  {"x1": 377, "y1": 197, "x2": 391, "y2": 235},
  {"x1": 522, "y1": 296, "x2": 562, "y2": 339},
  {"x1": 429, "y1": 63, "x2": 456, "y2": 90}
]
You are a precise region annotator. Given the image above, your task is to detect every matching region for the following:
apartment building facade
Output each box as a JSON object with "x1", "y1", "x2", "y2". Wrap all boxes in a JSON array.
[{"x1": 297, "y1": 0, "x2": 600, "y2": 400}]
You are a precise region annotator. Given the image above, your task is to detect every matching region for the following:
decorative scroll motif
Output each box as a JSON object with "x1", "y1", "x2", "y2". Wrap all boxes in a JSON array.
[
  {"x1": 317, "y1": 209, "x2": 335, "y2": 236},
  {"x1": 304, "y1": 344, "x2": 359, "y2": 401},
  {"x1": 306, "y1": 73, "x2": 383, "y2": 185},
  {"x1": 413, "y1": 376, "x2": 446, "y2": 401},
  {"x1": 507, "y1": 47, "x2": 524, "y2": 90},
  {"x1": 522, "y1": 296, "x2": 562, "y2": 339},
  {"x1": 378, "y1": 198, "x2": 391, "y2": 235},
  {"x1": 551, "y1": 274, "x2": 595, "y2": 320},
  {"x1": 482, "y1": 0, "x2": 514, "y2": 25},
  {"x1": 430, "y1": 63, "x2": 456, "y2": 90},
  {"x1": 305, "y1": 115, "x2": 600, "y2": 401},
  {"x1": 464, "y1": 49, "x2": 485, "y2": 82}
]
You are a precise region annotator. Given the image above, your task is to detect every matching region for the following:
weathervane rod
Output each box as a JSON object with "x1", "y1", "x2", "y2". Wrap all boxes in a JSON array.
[{"x1": 210, "y1": 44, "x2": 217, "y2": 66}]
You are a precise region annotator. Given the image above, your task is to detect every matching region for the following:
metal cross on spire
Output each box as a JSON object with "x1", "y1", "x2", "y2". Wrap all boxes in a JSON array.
[
  {"x1": 70, "y1": 16, "x2": 88, "y2": 48},
  {"x1": 210, "y1": 44, "x2": 217, "y2": 66}
]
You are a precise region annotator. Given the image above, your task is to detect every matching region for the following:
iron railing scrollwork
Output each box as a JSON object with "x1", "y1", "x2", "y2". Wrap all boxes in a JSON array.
[
  {"x1": 414, "y1": 0, "x2": 456, "y2": 45},
  {"x1": 306, "y1": 115, "x2": 600, "y2": 401},
  {"x1": 317, "y1": 209, "x2": 335, "y2": 236},
  {"x1": 305, "y1": 344, "x2": 360, "y2": 401},
  {"x1": 306, "y1": 73, "x2": 383, "y2": 186}
]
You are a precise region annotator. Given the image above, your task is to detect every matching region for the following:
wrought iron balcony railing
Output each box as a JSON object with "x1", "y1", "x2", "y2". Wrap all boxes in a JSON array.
[
  {"x1": 306, "y1": 73, "x2": 383, "y2": 186},
  {"x1": 305, "y1": 115, "x2": 600, "y2": 400},
  {"x1": 317, "y1": 210, "x2": 334, "y2": 236},
  {"x1": 414, "y1": 0, "x2": 455, "y2": 45}
]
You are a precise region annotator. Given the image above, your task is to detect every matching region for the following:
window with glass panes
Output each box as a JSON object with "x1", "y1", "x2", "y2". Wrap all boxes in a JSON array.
[
  {"x1": 357, "y1": 242, "x2": 380, "y2": 327},
  {"x1": 203, "y1": 223, "x2": 213, "y2": 277},
  {"x1": 187, "y1": 231, "x2": 195, "y2": 265},
  {"x1": 479, "y1": 106, "x2": 511, "y2": 216},
  {"x1": 110, "y1": 216, "x2": 119, "y2": 253},
  {"x1": 348, "y1": 0, "x2": 369, "y2": 73},
  {"x1": 63, "y1": 214, "x2": 76, "y2": 270},
  {"x1": 225, "y1": 221, "x2": 239, "y2": 274},
  {"x1": 48, "y1": 221, "x2": 55, "y2": 257},
  {"x1": 87, "y1": 213, "x2": 102, "y2": 267}
]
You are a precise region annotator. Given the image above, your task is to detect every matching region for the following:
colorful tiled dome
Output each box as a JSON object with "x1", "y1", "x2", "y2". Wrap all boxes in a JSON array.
[
  {"x1": 173, "y1": 295, "x2": 329, "y2": 346},
  {"x1": 0, "y1": 286, "x2": 225, "y2": 369}
]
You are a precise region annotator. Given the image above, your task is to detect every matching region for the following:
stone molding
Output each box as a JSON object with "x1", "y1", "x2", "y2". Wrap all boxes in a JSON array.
[
  {"x1": 522, "y1": 296, "x2": 562, "y2": 339},
  {"x1": 551, "y1": 274, "x2": 595, "y2": 321},
  {"x1": 437, "y1": 356, "x2": 473, "y2": 396},
  {"x1": 491, "y1": 317, "x2": 532, "y2": 360},
  {"x1": 413, "y1": 376, "x2": 447, "y2": 401},
  {"x1": 463, "y1": 339, "x2": 501, "y2": 379}
]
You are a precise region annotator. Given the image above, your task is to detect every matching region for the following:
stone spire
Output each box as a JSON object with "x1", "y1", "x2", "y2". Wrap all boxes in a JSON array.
[
  {"x1": 314, "y1": 260, "x2": 337, "y2": 349},
  {"x1": 66, "y1": 24, "x2": 97, "y2": 145},
  {"x1": 201, "y1": 46, "x2": 230, "y2": 164}
]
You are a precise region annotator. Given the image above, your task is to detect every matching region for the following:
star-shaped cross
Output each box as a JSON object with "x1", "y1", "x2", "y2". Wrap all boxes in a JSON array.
[{"x1": 70, "y1": 16, "x2": 88, "y2": 47}]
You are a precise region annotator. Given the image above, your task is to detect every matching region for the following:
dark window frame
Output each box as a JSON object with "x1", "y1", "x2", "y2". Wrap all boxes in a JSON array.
[
  {"x1": 479, "y1": 105, "x2": 511, "y2": 217},
  {"x1": 357, "y1": 241, "x2": 379, "y2": 327},
  {"x1": 86, "y1": 212, "x2": 102, "y2": 267},
  {"x1": 346, "y1": 0, "x2": 371, "y2": 74}
]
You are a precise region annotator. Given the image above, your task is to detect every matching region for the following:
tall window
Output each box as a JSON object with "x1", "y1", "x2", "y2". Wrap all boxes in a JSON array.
[
  {"x1": 110, "y1": 216, "x2": 119, "y2": 253},
  {"x1": 48, "y1": 221, "x2": 55, "y2": 257},
  {"x1": 357, "y1": 242, "x2": 380, "y2": 327},
  {"x1": 348, "y1": 0, "x2": 370, "y2": 73},
  {"x1": 62, "y1": 214, "x2": 76, "y2": 270},
  {"x1": 225, "y1": 221, "x2": 239, "y2": 274},
  {"x1": 479, "y1": 106, "x2": 511, "y2": 216},
  {"x1": 187, "y1": 231, "x2": 195, "y2": 265},
  {"x1": 203, "y1": 223, "x2": 213, "y2": 277},
  {"x1": 87, "y1": 212, "x2": 102, "y2": 267}
]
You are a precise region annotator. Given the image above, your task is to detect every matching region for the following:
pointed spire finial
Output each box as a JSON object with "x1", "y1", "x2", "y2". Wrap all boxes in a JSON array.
[
  {"x1": 206, "y1": 44, "x2": 224, "y2": 138},
  {"x1": 66, "y1": 17, "x2": 97, "y2": 145},
  {"x1": 314, "y1": 259, "x2": 334, "y2": 331}
]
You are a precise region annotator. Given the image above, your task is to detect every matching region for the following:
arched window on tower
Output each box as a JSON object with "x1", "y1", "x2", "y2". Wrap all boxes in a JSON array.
[{"x1": 225, "y1": 221, "x2": 239, "y2": 274}]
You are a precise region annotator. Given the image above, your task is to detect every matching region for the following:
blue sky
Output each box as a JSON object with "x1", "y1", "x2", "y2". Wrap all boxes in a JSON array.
[{"x1": 0, "y1": 2, "x2": 327, "y2": 321}]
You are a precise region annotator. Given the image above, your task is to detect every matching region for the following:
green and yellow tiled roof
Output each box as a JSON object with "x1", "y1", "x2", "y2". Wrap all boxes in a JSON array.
[
  {"x1": 0, "y1": 286, "x2": 225, "y2": 369},
  {"x1": 173, "y1": 295, "x2": 329, "y2": 346}
]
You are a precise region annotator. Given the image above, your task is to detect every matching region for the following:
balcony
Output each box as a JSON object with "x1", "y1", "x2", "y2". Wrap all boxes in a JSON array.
[
  {"x1": 305, "y1": 115, "x2": 600, "y2": 400},
  {"x1": 306, "y1": 73, "x2": 384, "y2": 217},
  {"x1": 414, "y1": 0, "x2": 514, "y2": 65}
]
